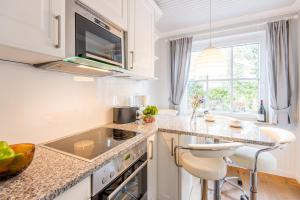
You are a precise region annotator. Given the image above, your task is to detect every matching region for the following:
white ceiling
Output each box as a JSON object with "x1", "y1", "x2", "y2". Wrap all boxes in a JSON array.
[{"x1": 155, "y1": 0, "x2": 297, "y2": 33}]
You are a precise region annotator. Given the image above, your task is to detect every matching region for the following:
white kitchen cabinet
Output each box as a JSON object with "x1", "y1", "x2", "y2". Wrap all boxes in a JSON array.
[
  {"x1": 0, "y1": 0, "x2": 65, "y2": 64},
  {"x1": 157, "y1": 133, "x2": 198, "y2": 200},
  {"x1": 127, "y1": 0, "x2": 156, "y2": 78},
  {"x1": 54, "y1": 176, "x2": 91, "y2": 200},
  {"x1": 157, "y1": 132, "x2": 180, "y2": 200},
  {"x1": 80, "y1": 0, "x2": 128, "y2": 30},
  {"x1": 179, "y1": 134, "x2": 199, "y2": 200},
  {"x1": 147, "y1": 133, "x2": 158, "y2": 200}
]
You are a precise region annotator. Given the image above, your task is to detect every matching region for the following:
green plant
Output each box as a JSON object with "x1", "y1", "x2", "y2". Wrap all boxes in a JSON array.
[
  {"x1": 207, "y1": 87, "x2": 230, "y2": 110},
  {"x1": 143, "y1": 105, "x2": 158, "y2": 116},
  {"x1": 207, "y1": 87, "x2": 229, "y2": 100},
  {"x1": 188, "y1": 82, "x2": 205, "y2": 98},
  {"x1": 233, "y1": 81, "x2": 258, "y2": 111}
]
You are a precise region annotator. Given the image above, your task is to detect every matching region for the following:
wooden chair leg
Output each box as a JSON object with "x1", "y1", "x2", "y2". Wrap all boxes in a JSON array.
[{"x1": 201, "y1": 179, "x2": 208, "y2": 200}]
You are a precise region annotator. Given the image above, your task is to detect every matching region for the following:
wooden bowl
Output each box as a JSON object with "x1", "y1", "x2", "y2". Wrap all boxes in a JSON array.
[{"x1": 0, "y1": 143, "x2": 35, "y2": 180}]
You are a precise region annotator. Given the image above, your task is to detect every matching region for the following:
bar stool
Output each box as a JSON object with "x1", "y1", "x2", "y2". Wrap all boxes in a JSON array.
[
  {"x1": 174, "y1": 142, "x2": 243, "y2": 200},
  {"x1": 229, "y1": 127, "x2": 296, "y2": 200}
]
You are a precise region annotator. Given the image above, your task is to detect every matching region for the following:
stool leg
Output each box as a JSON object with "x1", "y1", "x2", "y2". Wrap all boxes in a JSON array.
[
  {"x1": 214, "y1": 180, "x2": 221, "y2": 200},
  {"x1": 201, "y1": 179, "x2": 208, "y2": 200},
  {"x1": 250, "y1": 171, "x2": 258, "y2": 200}
]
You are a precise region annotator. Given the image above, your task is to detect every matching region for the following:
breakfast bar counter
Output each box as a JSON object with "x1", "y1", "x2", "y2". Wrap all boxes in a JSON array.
[{"x1": 156, "y1": 115, "x2": 277, "y2": 146}]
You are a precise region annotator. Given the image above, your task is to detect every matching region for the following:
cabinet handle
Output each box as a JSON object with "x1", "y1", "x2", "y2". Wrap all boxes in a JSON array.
[
  {"x1": 171, "y1": 138, "x2": 175, "y2": 156},
  {"x1": 148, "y1": 141, "x2": 153, "y2": 160},
  {"x1": 54, "y1": 15, "x2": 61, "y2": 48},
  {"x1": 130, "y1": 51, "x2": 134, "y2": 69}
]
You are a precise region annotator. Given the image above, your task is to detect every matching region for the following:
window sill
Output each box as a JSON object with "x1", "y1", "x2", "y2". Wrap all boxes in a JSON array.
[
  {"x1": 181, "y1": 109, "x2": 272, "y2": 124},
  {"x1": 210, "y1": 112, "x2": 274, "y2": 126},
  {"x1": 211, "y1": 112, "x2": 274, "y2": 126},
  {"x1": 247, "y1": 119, "x2": 275, "y2": 127},
  {"x1": 209, "y1": 111, "x2": 255, "y2": 120}
]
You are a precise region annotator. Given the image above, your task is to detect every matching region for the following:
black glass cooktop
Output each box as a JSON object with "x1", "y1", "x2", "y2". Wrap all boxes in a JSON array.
[{"x1": 42, "y1": 127, "x2": 139, "y2": 161}]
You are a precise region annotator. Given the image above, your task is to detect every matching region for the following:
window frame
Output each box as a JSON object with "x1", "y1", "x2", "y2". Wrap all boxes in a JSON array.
[{"x1": 182, "y1": 31, "x2": 268, "y2": 120}]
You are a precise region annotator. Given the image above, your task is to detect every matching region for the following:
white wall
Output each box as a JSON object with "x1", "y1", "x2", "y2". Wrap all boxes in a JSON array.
[
  {"x1": 295, "y1": 126, "x2": 300, "y2": 183},
  {"x1": 152, "y1": 39, "x2": 171, "y2": 109},
  {"x1": 0, "y1": 61, "x2": 153, "y2": 144},
  {"x1": 270, "y1": 126, "x2": 298, "y2": 179},
  {"x1": 296, "y1": 16, "x2": 300, "y2": 183}
]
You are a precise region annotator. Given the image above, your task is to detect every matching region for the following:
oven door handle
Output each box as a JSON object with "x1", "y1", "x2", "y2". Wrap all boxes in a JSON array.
[{"x1": 107, "y1": 160, "x2": 148, "y2": 200}]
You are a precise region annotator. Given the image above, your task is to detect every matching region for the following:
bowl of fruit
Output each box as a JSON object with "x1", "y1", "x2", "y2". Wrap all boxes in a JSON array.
[
  {"x1": 143, "y1": 106, "x2": 158, "y2": 123},
  {"x1": 0, "y1": 141, "x2": 35, "y2": 180}
]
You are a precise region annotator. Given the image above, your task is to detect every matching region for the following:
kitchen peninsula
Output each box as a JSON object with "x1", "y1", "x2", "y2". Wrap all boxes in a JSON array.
[{"x1": 0, "y1": 115, "x2": 277, "y2": 200}]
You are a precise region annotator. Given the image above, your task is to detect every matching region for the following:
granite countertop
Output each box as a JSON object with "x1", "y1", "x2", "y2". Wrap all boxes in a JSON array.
[
  {"x1": 157, "y1": 115, "x2": 277, "y2": 146},
  {"x1": 0, "y1": 115, "x2": 276, "y2": 200},
  {"x1": 0, "y1": 122, "x2": 157, "y2": 200}
]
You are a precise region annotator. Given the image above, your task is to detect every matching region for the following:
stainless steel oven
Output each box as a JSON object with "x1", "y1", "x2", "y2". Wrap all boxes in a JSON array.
[
  {"x1": 66, "y1": 0, "x2": 125, "y2": 68},
  {"x1": 92, "y1": 143, "x2": 147, "y2": 200}
]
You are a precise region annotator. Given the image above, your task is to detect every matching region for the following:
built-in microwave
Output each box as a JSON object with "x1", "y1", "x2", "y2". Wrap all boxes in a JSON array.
[{"x1": 65, "y1": 0, "x2": 125, "y2": 69}]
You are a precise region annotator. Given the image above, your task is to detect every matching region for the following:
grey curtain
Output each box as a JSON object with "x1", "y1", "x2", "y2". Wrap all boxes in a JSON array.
[
  {"x1": 266, "y1": 20, "x2": 299, "y2": 125},
  {"x1": 170, "y1": 37, "x2": 193, "y2": 111}
]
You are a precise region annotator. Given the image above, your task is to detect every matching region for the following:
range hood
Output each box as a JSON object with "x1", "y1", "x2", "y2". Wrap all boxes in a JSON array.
[{"x1": 34, "y1": 57, "x2": 127, "y2": 77}]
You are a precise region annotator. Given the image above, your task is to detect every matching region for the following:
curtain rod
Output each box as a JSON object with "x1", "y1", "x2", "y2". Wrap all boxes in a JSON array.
[
  {"x1": 166, "y1": 13, "x2": 299, "y2": 41},
  {"x1": 262, "y1": 13, "x2": 298, "y2": 25}
]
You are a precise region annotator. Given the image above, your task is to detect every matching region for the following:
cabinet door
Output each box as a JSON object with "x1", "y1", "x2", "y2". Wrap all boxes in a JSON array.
[
  {"x1": 157, "y1": 132, "x2": 180, "y2": 200},
  {"x1": 147, "y1": 133, "x2": 157, "y2": 200},
  {"x1": 54, "y1": 176, "x2": 91, "y2": 200},
  {"x1": 179, "y1": 135, "x2": 200, "y2": 200},
  {"x1": 80, "y1": 0, "x2": 128, "y2": 30},
  {"x1": 0, "y1": 0, "x2": 65, "y2": 62},
  {"x1": 128, "y1": 0, "x2": 155, "y2": 78}
]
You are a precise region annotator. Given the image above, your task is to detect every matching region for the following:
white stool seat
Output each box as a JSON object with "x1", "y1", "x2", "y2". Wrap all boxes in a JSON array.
[
  {"x1": 181, "y1": 152, "x2": 227, "y2": 180},
  {"x1": 230, "y1": 146, "x2": 277, "y2": 171}
]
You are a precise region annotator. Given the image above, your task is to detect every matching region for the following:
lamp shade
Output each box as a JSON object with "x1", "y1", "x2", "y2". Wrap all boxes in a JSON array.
[{"x1": 196, "y1": 47, "x2": 226, "y2": 68}]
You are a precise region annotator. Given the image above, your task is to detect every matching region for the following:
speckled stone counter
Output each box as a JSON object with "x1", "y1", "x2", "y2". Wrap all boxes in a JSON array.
[
  {"x1": 0, "y1": 123, "x2": 157, "y2": 200},
  {"x1": 157, "y1": 115, "x2": 277, "y2": 146},
  {"x1": 0, "y1": 115, "x2": 276, "y2": 200}
]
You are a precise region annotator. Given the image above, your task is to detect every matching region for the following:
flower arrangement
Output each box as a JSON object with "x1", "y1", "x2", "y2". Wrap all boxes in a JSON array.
[
  {"x1": 191, "y1": 95, "x2": 205, "y2": 120},
  {"x1": 143, "y1": 105, "x2": 158, "y2": 123}
]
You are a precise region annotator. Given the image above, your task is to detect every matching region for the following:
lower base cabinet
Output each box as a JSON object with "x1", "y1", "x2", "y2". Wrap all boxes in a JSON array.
[
  {"x1": 179, "y1": 135, "x2": 197, "y2": 200},
  {"x1": 157, "y1": 132, "x2": 197, "y2": 200},
  {"x1": 147, "y1": 133, "x2": 158, "y2": 200},
  {"x1": 157, "y1": 132, "x2": 180, "y2": 200},
  {"x1": 54, "y1": 176, "x2": 91, "y2": 200}
]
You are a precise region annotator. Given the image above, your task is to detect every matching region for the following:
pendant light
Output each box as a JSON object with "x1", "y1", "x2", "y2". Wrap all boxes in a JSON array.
[{"x1": 196, "y1": 0, "x2": 225, "y2": 68}]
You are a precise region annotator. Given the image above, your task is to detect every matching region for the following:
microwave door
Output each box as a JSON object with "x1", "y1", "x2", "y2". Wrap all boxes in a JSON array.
[{"x1": 75, "y1": 13, "x2": 124, "y2": 67}]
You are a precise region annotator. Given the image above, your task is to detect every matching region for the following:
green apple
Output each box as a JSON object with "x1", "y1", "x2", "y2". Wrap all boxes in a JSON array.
[
  {"x1": 0, "y1": 141, "x2": 9, "y2": 150},
  {"x1": 0, "y1": 147, "x2": 15, "y2": 167}
]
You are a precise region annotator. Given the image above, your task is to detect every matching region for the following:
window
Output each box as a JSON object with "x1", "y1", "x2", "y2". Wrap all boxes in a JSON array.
[{"x1": 185, "y1": 43, "x2": 262, "y2": 115}]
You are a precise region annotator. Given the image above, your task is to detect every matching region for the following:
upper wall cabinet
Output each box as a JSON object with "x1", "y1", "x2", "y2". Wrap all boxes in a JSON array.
[
  {"x1": 79, "y1": 0, "x2": 128, "y2": 30},
  {"x1": 0, "y1": 0, "x2": 65, "y2": 64},
  {"x1": 127, "y1": 0, "x2": 160, "y2": 78}
]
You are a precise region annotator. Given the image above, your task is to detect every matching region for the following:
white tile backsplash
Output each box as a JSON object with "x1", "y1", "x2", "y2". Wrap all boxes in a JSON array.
[{"x1": 0, "y1": 61, "x2": 152, "y2": 144}]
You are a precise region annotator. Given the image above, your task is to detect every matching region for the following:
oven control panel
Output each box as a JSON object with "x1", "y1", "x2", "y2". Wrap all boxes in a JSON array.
[{"x1": 92, "y1": 141, "x2": 147, "y2": 196}]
